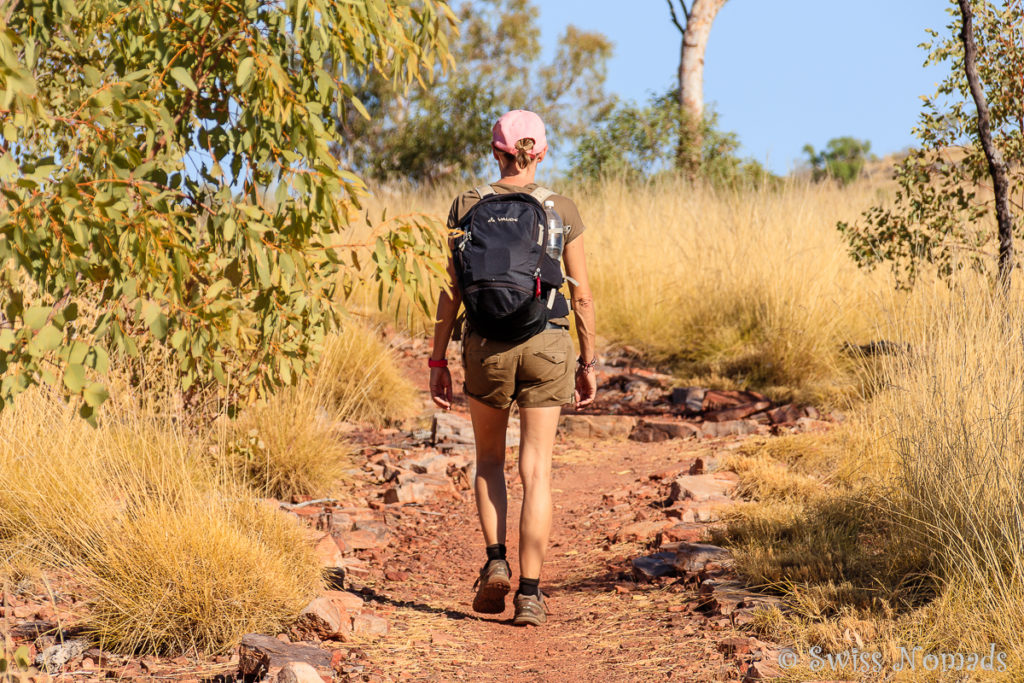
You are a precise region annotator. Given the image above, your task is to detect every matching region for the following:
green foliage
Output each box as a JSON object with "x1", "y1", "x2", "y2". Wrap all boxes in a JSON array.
[
  {"x1": 802, "y1": 136, "x2": 873, "y2": 185},
  {"x1": 341, "y1": 0, "x2": 614, "y2": 183},
  {"x1": 570, "y1": 89, "x2": 776, "y2": 187},
  {"x1": 838, "y1": 0, "x2": 1024, "y2": 287},
  {"x1": 0, "y1": 643, "x2": 31, "y2": 680},
  {"x1": 0, "y1": 0, "x2": 453, "y2": 419}
]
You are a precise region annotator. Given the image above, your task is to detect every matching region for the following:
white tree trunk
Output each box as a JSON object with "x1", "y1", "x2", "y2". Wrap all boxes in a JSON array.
[{"x1": 677, "y1": 0, "x2": 726, "y2": 172}]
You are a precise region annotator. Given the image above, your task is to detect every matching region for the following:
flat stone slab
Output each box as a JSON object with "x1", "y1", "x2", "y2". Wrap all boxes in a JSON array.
[
  {"x1": 560, "y1": 414, "x2": 637, "y2": 439},
  {"x1": 668, "y1": 474, "x2": 738, "y2": 503}
]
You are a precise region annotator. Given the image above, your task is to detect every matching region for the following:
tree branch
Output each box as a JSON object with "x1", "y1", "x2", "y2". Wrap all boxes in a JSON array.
[{"x1": 666, "y1": 0, "x2": 686, "y2": 34}]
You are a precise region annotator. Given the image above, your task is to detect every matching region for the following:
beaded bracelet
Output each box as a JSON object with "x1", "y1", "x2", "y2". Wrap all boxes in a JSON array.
[{"x1": 576, "y1": 356, "x2": 598, "y2": 373}]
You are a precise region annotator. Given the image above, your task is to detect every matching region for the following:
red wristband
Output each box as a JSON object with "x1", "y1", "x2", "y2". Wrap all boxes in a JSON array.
[{"x1": 428, "y1": 359, "x2": 448, "y2": 368}]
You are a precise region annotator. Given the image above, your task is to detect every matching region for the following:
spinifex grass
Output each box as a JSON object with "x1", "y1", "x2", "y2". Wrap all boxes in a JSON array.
[
  {"x1": 362, "y1": 176, "x2": 900, "y2": 403},
  {"x1": 0, "y1": 389, "x2": 321, "y2": 656}
]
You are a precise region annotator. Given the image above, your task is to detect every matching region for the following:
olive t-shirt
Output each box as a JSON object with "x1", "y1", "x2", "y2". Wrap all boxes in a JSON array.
[{"x1": 446, "y1": 182, "x2": 587, "y2": 328}]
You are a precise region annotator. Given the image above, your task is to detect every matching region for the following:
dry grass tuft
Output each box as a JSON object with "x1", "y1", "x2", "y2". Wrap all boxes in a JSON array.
[
  {"x1": 220, "y1": 321, "x2": 416, "y2": 498},
  {"x1": 0, "y1": 388, "x2": 321, "y2": 655},
  {"x1": 873, "y1": 288, "x2": 1024, "y2": 662},
  {"x1": 314, "y1": 322, "x2": 417, "y2": 426},
  {"x1": 82, "y1": 495, "x2": 319, "y2": 655},
  {"x1": 223, "y1": 388, "x2": 352, "y2": 499}
]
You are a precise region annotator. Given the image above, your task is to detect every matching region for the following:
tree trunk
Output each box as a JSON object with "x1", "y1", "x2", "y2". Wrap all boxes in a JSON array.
[
  {"x1": 676, "y1": 0, "x2": 726, "y2": 175},
  {"x1": 958, "y1": 0, "x2": 1015, "y2": 292}
]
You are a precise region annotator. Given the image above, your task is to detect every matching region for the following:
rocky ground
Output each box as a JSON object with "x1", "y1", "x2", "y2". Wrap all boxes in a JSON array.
[{"x1": 1, "y1": 341, "x2": 840, "y2": 682}]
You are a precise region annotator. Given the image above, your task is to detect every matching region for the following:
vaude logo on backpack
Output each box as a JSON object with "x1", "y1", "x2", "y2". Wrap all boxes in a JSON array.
[{"x1": 453, "y1": 186, "x2": 565, "y2": 344}]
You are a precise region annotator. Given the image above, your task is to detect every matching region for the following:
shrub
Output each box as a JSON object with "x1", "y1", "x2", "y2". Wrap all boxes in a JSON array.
[{"x1": 802, "y1": 137, "x2": 873, "y2": 185}]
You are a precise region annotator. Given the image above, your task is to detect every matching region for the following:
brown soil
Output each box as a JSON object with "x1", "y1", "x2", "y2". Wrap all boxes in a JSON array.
[
  {"x1": 351, "y1": 435, "x2": 750, "y2": 682},
  {"x1": 341, "y1": 355, "x2": 776, "y2": 682}
]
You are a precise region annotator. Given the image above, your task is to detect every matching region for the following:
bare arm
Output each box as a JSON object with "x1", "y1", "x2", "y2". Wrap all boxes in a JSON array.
[
  {"x1": 429, "y1": 251, "x2": 461, "y2": 409},
  {"x1": 563, "y1": 235, "x2": 597, "y2": 408},
  {"x1": 563, "y1": 235, "x2": 595, "y2": 362},
  {"x1": 431, "y1": 253, "x2": 462, "y2": 361}
]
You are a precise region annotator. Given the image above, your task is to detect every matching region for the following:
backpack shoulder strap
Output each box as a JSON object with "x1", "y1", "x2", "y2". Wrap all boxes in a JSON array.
[
  {"x1": 474, "y1": 184, "x2": 496, "y2": 199},
  {"x1": 529, "y1": 185, "x2": 555, "y2": 204}
]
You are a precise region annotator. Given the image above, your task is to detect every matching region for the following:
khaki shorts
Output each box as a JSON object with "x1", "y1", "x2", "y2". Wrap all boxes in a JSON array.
[{"x1": 462, "y1": 327, "x2": 575, "y2": 409}]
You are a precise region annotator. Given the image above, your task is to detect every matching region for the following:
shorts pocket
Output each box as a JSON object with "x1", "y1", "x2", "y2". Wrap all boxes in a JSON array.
[{"x1": 521, "y1": 347, "x2": 567, "y2": 382}]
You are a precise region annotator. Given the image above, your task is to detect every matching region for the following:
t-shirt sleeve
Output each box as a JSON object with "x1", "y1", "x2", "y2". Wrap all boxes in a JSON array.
[
  {"x1": 446, "y1": 197, "x2": 461, "y2": 230},
  {"x1": 555, "y1": 195, "x2": 587, "y2": 244}
]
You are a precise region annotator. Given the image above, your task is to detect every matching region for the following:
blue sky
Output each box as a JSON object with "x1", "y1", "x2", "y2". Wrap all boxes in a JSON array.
[{"x1": 534, "y1": 0, "x2": 954, "y2": 174}]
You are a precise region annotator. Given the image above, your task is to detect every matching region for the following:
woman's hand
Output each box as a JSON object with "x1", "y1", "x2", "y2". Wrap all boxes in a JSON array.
[
  {"x1": 574, "y1": 365, "x2": 597, "y2": 409},
  {"x1": 430, "y1": 366, "x2": 454, "y2": 410}
]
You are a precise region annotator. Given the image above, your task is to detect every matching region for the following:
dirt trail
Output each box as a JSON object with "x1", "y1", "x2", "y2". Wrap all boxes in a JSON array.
[{"x1": 343, "y1": 355, "x2": 782, "y2": 683}]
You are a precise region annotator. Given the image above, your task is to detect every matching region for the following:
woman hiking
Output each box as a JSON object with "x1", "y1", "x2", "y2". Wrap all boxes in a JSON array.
[{"x1": 428, "y1": 109, "x2": 598, "y2": 626}]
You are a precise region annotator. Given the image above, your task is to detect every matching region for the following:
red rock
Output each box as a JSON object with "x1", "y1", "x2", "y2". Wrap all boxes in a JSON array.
[
  {"x1": 668, "y1": 475, "x2": 737, "y2": 503},
  {"x1": 313, "y1": 535, "x2": 346, "y2": 568},
  {"x1": 329, "y1": 649, "x2": 347, "y2": 670},
  {"x1": 351, "y1": 613, "x2": 389, "y2": 638},
  {"x1": 12, "y1": 605, "x2": 35, "y2": 619},
  {"x1": 703, "y1": 401, "x2": 772, "y2": 423},
  {"x1": 659, "y1": 524, "x2": 703, "y2": 545},
  {"x1": 689, "y1": 457, "x2": 705, "y2": 475},
  {"x1": 702, "y1": 390, "x2": 768, "y2": 411},
  {"x1": 323, "y1": 590, "x2": 364, "y2": 613},
  {"x1": 699, "y1": 420, "x2": 759, "y2": 439},
  {"x1": 384, "y1": 570, "x2": 409, "y2": 582},
  {"x1": 293, "y1": 598, "x2": 351, "y2": 641},
  {"x1": 667, "y1": 605, "x2": 685, "y2": 613},
  {"x1": 237, "y1": 634, "x2": 332, "y2": 678},
  {"x1": 277, "y1": 661, "x2": 326, "y2": 683},
  {"x1": 612, "y1": 520, "x2": 674, "y2": 543},
  {"x1": 429, "y1": 630, "x2": 456, "y2": 646},
  {"x1": 344, "y1": 529, "x2": 384, "y2": 550}
]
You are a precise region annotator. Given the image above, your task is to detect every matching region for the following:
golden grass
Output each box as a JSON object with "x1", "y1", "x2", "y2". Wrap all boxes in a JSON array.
[
  {"x1": 0, "y1": 388, "x2": 321, "y2": 655},
  {"x1": 362, "y1": 177, "x2": 909, "y2": 403},
  {"x1": 220, "y1": 321, "x2": 416, "y2": 498},
  {"x1": 314, "y1": 322, "x2": 417, "y2": 426},
  {"x1": 222, "y1": 388, "x2": 352, "y2": 500}
]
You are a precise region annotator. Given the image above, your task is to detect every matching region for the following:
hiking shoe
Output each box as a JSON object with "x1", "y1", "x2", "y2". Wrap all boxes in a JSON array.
[
  {"x1": 472, "y1": 559, "x2": 511, "y2": 614},
  {"x1": 512, "y1": 591, "x2": 547, "y2": 626}
]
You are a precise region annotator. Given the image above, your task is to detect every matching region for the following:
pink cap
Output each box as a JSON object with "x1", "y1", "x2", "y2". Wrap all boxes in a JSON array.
[{"x1": 491, "y1": 110, "x2": 547, "y2": 157}]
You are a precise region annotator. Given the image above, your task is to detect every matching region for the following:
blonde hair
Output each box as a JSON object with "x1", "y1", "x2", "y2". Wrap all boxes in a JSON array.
[
  {"x1": 497, "y1": 138, "x2": 536, "y2": 171},
  {"x1": 513, "y1": 138, "x2": 535, "y2": 169}
]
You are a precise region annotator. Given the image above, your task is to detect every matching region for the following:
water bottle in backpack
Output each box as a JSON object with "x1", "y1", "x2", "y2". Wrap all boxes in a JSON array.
[{"x1": 543, "y1": 200, "x2": 563, "y2": 261}]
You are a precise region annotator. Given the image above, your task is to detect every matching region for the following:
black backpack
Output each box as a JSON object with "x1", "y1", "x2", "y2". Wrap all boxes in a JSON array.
[{"x1": 452, "y1": 185, "x2": 567, "y2": 343}]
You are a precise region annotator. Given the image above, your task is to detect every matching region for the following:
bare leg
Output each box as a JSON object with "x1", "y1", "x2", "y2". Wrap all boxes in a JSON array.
[
  {"x1": 468, "y1": 396, "x2": 511, "y2": 546},
  {"x1": 517, "y1": 405, "x2": 562, "y2": 580}
]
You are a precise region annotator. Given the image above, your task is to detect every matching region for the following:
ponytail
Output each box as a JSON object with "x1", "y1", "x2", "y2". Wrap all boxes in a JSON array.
[{"x1": 514, "y1": 138, "x2": 535, "y2": 170}]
